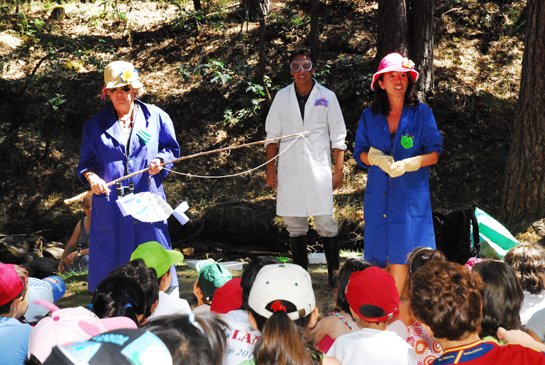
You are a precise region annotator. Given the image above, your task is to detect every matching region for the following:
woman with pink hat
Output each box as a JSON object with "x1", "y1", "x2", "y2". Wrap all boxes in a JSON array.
[
  {"x1": 353, "y1": 53, "x2": 443, "y2": 296},
  {"x1": 76, "y1": 61, "x2": 180, "y2": 292}
]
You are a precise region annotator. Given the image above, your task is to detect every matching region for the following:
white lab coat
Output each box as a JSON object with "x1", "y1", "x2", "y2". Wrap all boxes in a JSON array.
[{"x1": 265, "y1": 81, "x2": 347, "y2": 217}]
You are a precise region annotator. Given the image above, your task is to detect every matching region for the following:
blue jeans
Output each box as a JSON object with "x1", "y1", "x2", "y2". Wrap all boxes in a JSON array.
[{"x1": 64, "y1": 255, "x2": 89, "y2": 272}]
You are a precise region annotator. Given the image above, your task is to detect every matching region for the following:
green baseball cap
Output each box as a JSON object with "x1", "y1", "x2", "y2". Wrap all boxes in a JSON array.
[
  {"x1": 196, "y1": 261, "x2": 232, "y2": 300},
  {"x1": 131, "y1": 241, "x2": 184, "y2": 277}
]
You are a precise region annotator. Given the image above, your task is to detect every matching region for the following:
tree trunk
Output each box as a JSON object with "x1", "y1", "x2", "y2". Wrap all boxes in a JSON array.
[
  {"x1": 242, "y1": 0, "x2": 271, "y2": 18},
  {"x1": 193, "y1": 0, "x2": 201, "y2": 11},
  {"x1": 309, "y1": 0, "x2": 320, "y2": 63},
  {"x1": 407, "y1": 0, "x2": 434, "y2": 96},
  {"x1": 377, "y1": 0, "x2": 408, "y2": 63},
  {"x1": 258, "y1": 16, "x2": 272, "y2": 105},
  {"x1": 502, "y1": 0, "x2": 545, "y2": 232}
]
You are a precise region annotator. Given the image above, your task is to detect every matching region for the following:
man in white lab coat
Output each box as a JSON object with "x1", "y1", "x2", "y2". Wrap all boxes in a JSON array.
[{"x1": 265, "y1": 49, "x2": 347, "y2": 288}]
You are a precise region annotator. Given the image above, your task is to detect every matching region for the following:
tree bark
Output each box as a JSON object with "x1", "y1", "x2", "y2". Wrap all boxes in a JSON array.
[
  {"x1": 407, "y1": 0, "x2": 434, "y2": 96},
  {"x1": 193, "y1": 0, "x2": 201, "y2": 11},
  {"x1": 242, "y1": 0, "x2": 271, "y2": 18},
  {"x1": 258, "y1": 16, "x2": 272, "y2": 105},
  {"x1": 377, "y1": 0, "x2": 408, "y2": 63},
  {"x1": 309, "y1": 0, "x2": 320, "y2": 63},
  {"x1": 502, "y1": 0, "x2": 545, "y2": 232}
]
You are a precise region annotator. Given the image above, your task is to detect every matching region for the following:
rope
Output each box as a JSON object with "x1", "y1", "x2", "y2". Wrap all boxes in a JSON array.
[{"x1": 165, "y1": 133, "x2": 304, "y2": 179}]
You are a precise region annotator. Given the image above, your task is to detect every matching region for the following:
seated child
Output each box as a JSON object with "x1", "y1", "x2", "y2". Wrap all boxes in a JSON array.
[
  {"x1": 312, "y1": 258, "x2": 370, "y2": 352},
  {"x1": 244, "y1": 263, "x2": 340, "y2": 365},
  {"x1": 131, "y1": 241, "x2": 190, "y2": 319},
  {"x1": 143, "y1": 313, "x2": 228, "y2": 365},
  {"x1": 472, "y1": 260, "x2": 524, "y2": 343},
  {"x1": 209, "y1": 278, "x2": 243, "y2": 314},
  {"x1": 504, "y1": 241, "x2": 545, "y2": 325},
  {"x1": 91, "y1": 276, "x2": 147, "y2": 326},
  {"x1": 110, "y1": 259, "x2": 160, "y2": 323},
  {"x1": 193, "y1": 261, "x2": 232, "y2": 314},
  {"x1": 410, "y1": 260, "x2": 545, "y2": 363},
  {"x1": 327, "y1": 267, "x2": 416, "y2": 365},
  {"x1": 220, "y1": 258, "x2": 281, "y2": 365},
  {"x1": 28, "y1": 300, "x2": 137, "y2": 363},
  {"x1": 25, "y1": 275, "x2": 66, "y2": 323},
  {"x1": 58, "y1": 195, "x2": 92, "y2": 274},
  {"x1": 392, "y1": 247, "x2": 446, "y2": 362},
  {"x1": 0, "y1": 263, "x2": 31, "y2": 365}
]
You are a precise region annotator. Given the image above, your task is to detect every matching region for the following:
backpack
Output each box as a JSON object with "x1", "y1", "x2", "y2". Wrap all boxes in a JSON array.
[{"x1": 435, "y1": 207, "x2": 480, "y2": 265}]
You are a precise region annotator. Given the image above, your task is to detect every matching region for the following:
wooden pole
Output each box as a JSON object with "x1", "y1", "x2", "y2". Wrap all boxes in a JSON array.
[{"x1": 64, "y1": 131, "x2": 310, "y2": 205}]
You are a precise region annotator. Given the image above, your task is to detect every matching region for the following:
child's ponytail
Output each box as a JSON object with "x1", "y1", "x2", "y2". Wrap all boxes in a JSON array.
[{"x1": 252, "y1": 301, "x2": 322, "y2": 365}]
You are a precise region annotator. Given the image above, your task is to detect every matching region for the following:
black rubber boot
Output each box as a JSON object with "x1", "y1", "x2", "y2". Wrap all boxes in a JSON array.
[
  {"x1": 290, "y1": 235, "x2": 309, "y2": 271},
  {"x1": 323, "y1": 235, "x2": 340, "y2": 289}
]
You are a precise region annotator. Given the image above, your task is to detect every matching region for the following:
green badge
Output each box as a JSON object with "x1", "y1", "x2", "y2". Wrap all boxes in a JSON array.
[{"x1": 401, "y1": 134, "x2": 414, "y2": 149}]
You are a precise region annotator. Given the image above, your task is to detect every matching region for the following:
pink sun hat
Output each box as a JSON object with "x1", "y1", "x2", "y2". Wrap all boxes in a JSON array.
[
  {"x1": 28, "y1": 300, "x2": 138, "y2": 362},
  {"x1": 371, "y1": 53, "x2": 419, "y2": 90}
]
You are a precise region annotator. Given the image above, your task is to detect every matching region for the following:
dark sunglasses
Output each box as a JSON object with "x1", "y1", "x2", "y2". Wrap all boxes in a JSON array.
[{"x1": 108, "y1": 85, "x2": 131, "y2": 93}]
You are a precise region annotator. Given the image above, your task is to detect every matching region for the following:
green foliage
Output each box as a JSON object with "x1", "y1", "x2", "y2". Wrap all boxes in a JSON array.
[
  {"x1": 290, "y1": 16, "x2": 309, "y2": 27},
  {"x1": 354, "y1": 73, "x2": 373, "y2": 96},
  {"x1": 46, "y1": 93, "x2": 66, "y2": 114},
  {"x1": 314, "y1": 63, "x2": 331, "y2": 83},
  {"x1": 223, "y1": 79, "x2": 268, "y2": 126},
  {"x1": 171, "y1": 8, "x2": 226, "y2": 31},
  {"x1": 194, "y1": 59, "x2": 233, "y2": 85},
  {"x1": 176, "y1": 64, "x2": 193, "y2": 82},
  {"x1": 0, "y1": 122, "x2": 10, "y2": 146},
  {"x1": 99, "y1": 0, "x2": 133, "y2": 22}
]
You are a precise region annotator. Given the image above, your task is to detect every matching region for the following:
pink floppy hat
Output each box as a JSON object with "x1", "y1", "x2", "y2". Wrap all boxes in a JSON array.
[
  {"x1": 371, "y1": 53, "x2": 419, "y2": 91},
  {"x1": 28, "y1": 300, "x2": 138, "y2": 362}
]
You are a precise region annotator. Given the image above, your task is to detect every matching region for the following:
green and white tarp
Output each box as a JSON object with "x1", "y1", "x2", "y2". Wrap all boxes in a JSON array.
[{"x1": 472, "y1": 207, "x2": 519, "y2": 259}]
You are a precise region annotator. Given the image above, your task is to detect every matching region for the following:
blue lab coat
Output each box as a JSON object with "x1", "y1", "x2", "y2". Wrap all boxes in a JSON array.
[
  {"x1": 77, "y1": 100, "x2": 180, "y2": 291},
  {"x1": 354, "y1": 103, "x2": 443, "y2": 267}
]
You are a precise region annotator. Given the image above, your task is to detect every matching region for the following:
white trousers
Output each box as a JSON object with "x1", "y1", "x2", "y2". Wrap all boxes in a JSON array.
[{"x1": 283, "y1": 215, "x2": 338, "y2": 238}]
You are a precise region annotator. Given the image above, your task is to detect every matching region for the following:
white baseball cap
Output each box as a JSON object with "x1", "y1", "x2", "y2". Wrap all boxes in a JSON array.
[{"x1": 248, "y1": 263, "x2": 315, "y2": 321}]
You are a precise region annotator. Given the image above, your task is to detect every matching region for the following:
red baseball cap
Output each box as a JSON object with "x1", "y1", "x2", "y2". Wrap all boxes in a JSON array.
[
  {"x1": 0, "y1": 263, "x2": 26, "y2": 306},
  {"x1": 210, "y1": 278, "x2": 243, "y2": 314},
  {"x1": 345, "y1": 267, "x2": 399, "y2": 323}
]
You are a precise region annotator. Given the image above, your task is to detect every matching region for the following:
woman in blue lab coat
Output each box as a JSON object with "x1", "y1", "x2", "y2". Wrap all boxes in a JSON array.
[
  {"x1": 76, "y1": 61, "x2": 180, "y2": 291},
  {"x1": 354, "y1": 53, "x2": 443, "y2": 296}
]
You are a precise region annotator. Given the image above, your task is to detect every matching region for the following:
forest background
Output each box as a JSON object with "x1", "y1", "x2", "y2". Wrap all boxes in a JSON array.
[{"x1": 0, "y1": 0, "x2": 534, "y2": 261}]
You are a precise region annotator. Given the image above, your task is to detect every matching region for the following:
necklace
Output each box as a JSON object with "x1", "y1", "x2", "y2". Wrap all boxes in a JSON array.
[{"x1": 118, "y1": 104, "x2": 137, "y2": 128}]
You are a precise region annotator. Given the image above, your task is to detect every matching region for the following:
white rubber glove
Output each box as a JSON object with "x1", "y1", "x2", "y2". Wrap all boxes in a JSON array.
[
  {"x1": 390, "y1": 156, "x2": 422, "y2": 178},
  {"x1": 367, "y1": 147, "x2": 394, "y2": 175}
]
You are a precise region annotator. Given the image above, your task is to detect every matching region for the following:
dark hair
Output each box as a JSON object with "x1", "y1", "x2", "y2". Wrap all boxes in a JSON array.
[
  {"x1": 407, "y1": 247, "x2": 448, "y2": 276},
  {"x1": 336, "y1": 258, "x2": 372, "y2": 313},
  {"x1": 142, "y1": 313, "x2": 227, "y2": 365},
  {"x1": 359, "y1": 304, "x2": 386, "y2": 319},
  {"x1": 195, "y1": 278, "x2": 212, "y2": 305},
  {"x1": 289, "y1": 49, "x2": 314, "y2": 67},
  {"x1": 409, "y1": 260, "x2": 483, "y2": 341},
  {"x1": 109, "y1": 259, "x2": 159, "y2": 319},
  {"x1": 472, "y1": 260, "x2": 524, "y2": 338},
  {"x1": 250, "y1": 301, "x2": 320, "y2": 365},
  {"x1": 92, "y1": 276, "x2": 147, "y2": 326},
  {"x1": 240, "y1": 258, "x2": 282, "y2": 310},
  {"x1": 0, "y1": 265, "x2": 28, "y2": 315},
  {"x1": 504, "y1": 241, "x2": 545, "y2": 295},
  {"x1": 370, "y1": 72, "x2": 419, "y2": 116}
]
